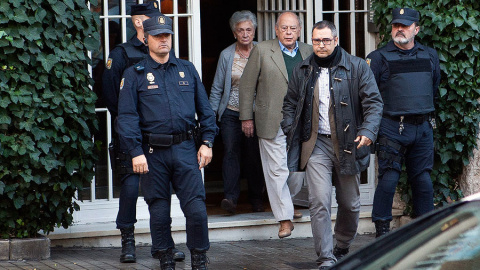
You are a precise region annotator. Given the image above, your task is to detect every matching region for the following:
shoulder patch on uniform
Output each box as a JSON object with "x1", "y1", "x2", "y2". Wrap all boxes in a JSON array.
[
  {"x1": 366, "y1": 58, "x2": 371, "y2": 66},
  {"x1": 120, "y1": 78, "x2": 125, "y2": 90},
  {"x1": 106, "y1": 58, "x2": 113, "y2": 69},
  {"x1": 134, "y1": 63, "x2": 145, "y2": 72}
]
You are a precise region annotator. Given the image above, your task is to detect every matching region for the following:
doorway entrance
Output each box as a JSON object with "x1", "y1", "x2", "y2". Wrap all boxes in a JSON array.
[{"x1": 199, "y1": 0, "x2": 268, "y2": 215}]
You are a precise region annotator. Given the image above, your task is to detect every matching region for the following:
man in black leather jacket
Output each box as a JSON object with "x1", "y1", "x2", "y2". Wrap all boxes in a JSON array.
[{"x1": 281, "y1": 20, "x2": 383, "y2": 269}]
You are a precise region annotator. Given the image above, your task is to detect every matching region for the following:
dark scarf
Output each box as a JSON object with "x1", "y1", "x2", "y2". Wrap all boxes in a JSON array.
[{"x1": 313, "y1": 46, "x2": 341, "y2": 68}]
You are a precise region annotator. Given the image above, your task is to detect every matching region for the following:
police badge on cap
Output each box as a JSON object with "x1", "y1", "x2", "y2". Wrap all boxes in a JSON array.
[
  {"x1": 391, "y1": 7, "x2": 419, "y2": 26},
  {"x1": 143, "y1": 14, "x2": 174, "y2": 35}
]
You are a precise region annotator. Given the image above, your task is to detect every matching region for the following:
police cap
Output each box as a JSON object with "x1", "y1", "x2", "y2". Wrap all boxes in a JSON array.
[
  {"x1": 392, "y1": 8, "x2": 419, "y2": 26},
  {"x1": 130, "y1": 1, "x2": 162, "y2": 17},
  {"x1": 143, "y1": 15, "x2": 174, "y2": 35}
]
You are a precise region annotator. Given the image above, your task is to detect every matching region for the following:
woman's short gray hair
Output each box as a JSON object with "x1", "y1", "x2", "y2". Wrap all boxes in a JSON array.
[{"x1": 229, "y1": 10, "x2": 257, "y2": 32}]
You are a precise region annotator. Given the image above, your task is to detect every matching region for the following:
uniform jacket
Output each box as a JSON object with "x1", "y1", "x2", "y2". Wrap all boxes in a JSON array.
[
  {"x1": 281, "y1": 47, "x2": 383, "y2": 175},
  {"x1": 102, "y1": 36, "x2": 147, "y2": 118},
  {"x1": 209, "y1": 42, "x2": 257, "y2": 122},
  {"x1": 239, "y1": 39, "x2": 313, "y2": 139},
  {"x1": 117, "y1": 54, "x2": 218, "y2": 159}
]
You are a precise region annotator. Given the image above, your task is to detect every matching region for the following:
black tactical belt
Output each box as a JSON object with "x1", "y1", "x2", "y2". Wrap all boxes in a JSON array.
[
  {"x1": 383, "y1": 113, "x2": 431, "y2": 125},
  {"x1": 143, "y1": 130, "x2": 193, "y2": 148}
]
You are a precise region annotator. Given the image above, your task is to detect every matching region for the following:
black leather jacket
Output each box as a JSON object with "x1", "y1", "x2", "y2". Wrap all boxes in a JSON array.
[{"x1": 281, "y1": 47, "x2": 383, "y2": 175}]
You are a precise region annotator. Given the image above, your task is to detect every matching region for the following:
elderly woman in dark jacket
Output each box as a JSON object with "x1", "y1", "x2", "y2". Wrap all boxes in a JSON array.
[{"x1": 209, "y1": 10, "x2": 265, "y2": 214}]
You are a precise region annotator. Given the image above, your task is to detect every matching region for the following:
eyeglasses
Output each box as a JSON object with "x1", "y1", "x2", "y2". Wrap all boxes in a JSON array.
[
  {"x1": 279, "y1": 25, "x2": 298, "y2": 32},
  {"x1": 312, "y1": 38, "x2": 334, "y2": 45}
]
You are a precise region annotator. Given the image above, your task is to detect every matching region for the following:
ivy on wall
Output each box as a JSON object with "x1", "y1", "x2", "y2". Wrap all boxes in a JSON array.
[
  {"x1": 0, "y1": 0, "x2": 100, "y2": 238},
  {"x1": 371, "y1": 0, "x2": 480, "y2": 210}
]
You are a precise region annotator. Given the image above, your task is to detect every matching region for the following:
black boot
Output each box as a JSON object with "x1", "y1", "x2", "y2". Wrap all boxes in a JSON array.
[
  {"x1": 153, "y1": 247, "x2": 186, "y2": 262},
  {"x1": 375, "y1": 220, "x2": 390, "y2": 238},
  {"x1": 173, "y1": 248, "x2": 186, "y2": 261},
  {"x1": 156, "y1": 248, "x2": 176, "y2": 270},
  {"x1": 191, "y1": 249, "x2": 209, "y2": 270},
  {"x1": 120, "y1": 227, "x2": 136, "y2": 263},
  {"x1": 333, "y1": 245, "x2": 349, "y2": 261}
]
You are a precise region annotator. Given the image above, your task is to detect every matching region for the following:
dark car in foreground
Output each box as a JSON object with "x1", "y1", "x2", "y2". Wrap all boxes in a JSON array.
[{"x1": 330, "y1": 193, "x2": 480, "y2": 270}]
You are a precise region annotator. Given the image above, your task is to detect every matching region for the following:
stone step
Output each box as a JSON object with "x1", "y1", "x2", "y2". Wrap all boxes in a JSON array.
[{"x1": 47, "y1": 206, "x2": 404, "y2": 248}]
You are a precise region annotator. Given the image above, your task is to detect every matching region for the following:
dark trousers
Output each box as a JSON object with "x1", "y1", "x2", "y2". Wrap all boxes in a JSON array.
[
  {"x1": 140, "y1": 139, "x2": 209, "y2": 255},
  {"x1": 372, "y1": 117, "x2": 434, "y2": 222},
  {"x1": 114, "y1": 133, "x2": 139, "y2": 229},
  {"x1": 116, "y1": 173, "x2": 140, "y2": 229},
  {"x1": 220, "y1": 109, "x2": 265, "y2": 205}
]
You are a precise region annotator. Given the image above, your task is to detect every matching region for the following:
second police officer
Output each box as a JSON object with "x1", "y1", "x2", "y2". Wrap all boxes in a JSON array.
[
  {"x1": 117, "y1": 13, "x2": 218, "y2": 270},
  {"x1": 367, "y1": 7, "x2": 441, "y2": 237}
]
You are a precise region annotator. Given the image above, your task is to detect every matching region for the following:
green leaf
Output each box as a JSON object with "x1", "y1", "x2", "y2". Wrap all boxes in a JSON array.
[
  {"x1": 83, "y1": 36, "x2": 99, "y2": 51},
  {"x1": 0, "y1": 114, "x2": 11, "y2": 124},
  {"x1": 65, "y1": 159, "x2": 78, "y2": 174},
  {"x1": 11, "y1": 37, "x2": 25, "y2": 48},
  {"x1": 52, "y1": 1, "x2": 67, "y2": 15},
  {"x1": 22, "y1": 25, "x2": 42, "y2": 41},
  {"x1": 18, "y1": 53, "x2": 30, "y2": 64},
  {"x1": 43, "y1": 27, "x2": 57, "y2": 40},
  {"x1": 37, "y1": 141, "x2": 52, "y2": 154},
  {"x1": 454, "y1": 142, "x2": 464, "y2": 152},
  {"x1": 13, "y1": 197, "x2": 25, "y2": 209},
  {"x1": 64, "y1": 0, "x2": 75, "y2": 10},
  {"x1": 52, "y1": 117, "x2": 65, "y2": 126},
  {"x1": 35, "y1": 9, "x2": 47, "y2": 22},
  {"x1": 13, "y1": 7, "x2": 29, "y2": 23},
  {"x1": 37, "y1": 53, "x2": 58, "y2": 72}
]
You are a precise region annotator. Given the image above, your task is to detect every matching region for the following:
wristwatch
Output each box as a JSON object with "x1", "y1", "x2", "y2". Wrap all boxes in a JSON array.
[{"x1": 202, "y1": 141, "x2": 213, "y2": 148}]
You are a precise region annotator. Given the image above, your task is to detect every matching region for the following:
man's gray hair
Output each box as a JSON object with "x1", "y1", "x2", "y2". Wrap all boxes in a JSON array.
[{"x1": 229, "y1": 10, "x2": 257, "y2": 32}]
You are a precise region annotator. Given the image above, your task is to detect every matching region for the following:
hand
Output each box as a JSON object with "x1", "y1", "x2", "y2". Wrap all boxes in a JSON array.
[
  {"x1": 241, "y1": 120, "x2": 254, "y2": 138},
  {"x1": 132, "y1": 155, "x2": 149, "y2": 174},
  {"x1": 354, "y1": 135, "x2": 372, "y2": 149},
  {"x1": 197, "y1": 145, "x2": 213, "y2": 169}
]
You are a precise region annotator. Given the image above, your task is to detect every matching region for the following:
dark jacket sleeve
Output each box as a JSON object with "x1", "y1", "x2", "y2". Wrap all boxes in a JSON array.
[
  {"x1": 102, "y1": 47, "x2": 128, "y2": 117},
  {"x1": 356, "y1": 59, "x2": 383, "y2": 142},
  {"x1": 116, "y1": 68, "x2": 143, "y2": 158}
]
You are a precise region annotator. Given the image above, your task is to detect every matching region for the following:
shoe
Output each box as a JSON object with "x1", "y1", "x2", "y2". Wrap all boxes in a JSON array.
[
  {"x1": 172, "y1": 248, "x2": 185, "y2": 262},
  {"x1": 120, "y1": 227, "x2": 136, "y2": 263},
  {"x1": 251, "y1": 203, "x2": 265, "y2": 212},
  {"x1": 293, "y1": 209, "x2": 303, "y2": 219},
  {"x1": 278, "y1": 220, "x2": 294, "y2": 238},
  {"x1": 156, "y1": 248, "x2": 175, "y2": 270},
  {"x1": 221, "y1": 199, "x2": 236, "y2": 214},
  {"x1": 333, "y1": 245, "x2": 349, "y2": 261},
  {"x1": 374, "y1": 219, "x2": 390, "y2": 238},
  {"x1": 191, "y1": 249, "x2": 209, "y2": 270}
]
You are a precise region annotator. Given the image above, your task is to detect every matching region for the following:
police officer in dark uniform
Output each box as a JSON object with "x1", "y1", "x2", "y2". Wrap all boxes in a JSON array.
[
  {"x1": 366, "y1": 7, "x2": 441, "y2": 237},
  {"x1": 117, "y1": 14, "x2": 218, "y2": 270},
  {"x1": 102, "y1": 1, "x2": 185, "y2": 263}
]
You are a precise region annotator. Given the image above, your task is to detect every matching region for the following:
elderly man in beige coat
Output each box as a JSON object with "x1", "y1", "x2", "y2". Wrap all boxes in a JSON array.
[{"x1": 239, "y1": 12, "x2": 312, "y2": 238}]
